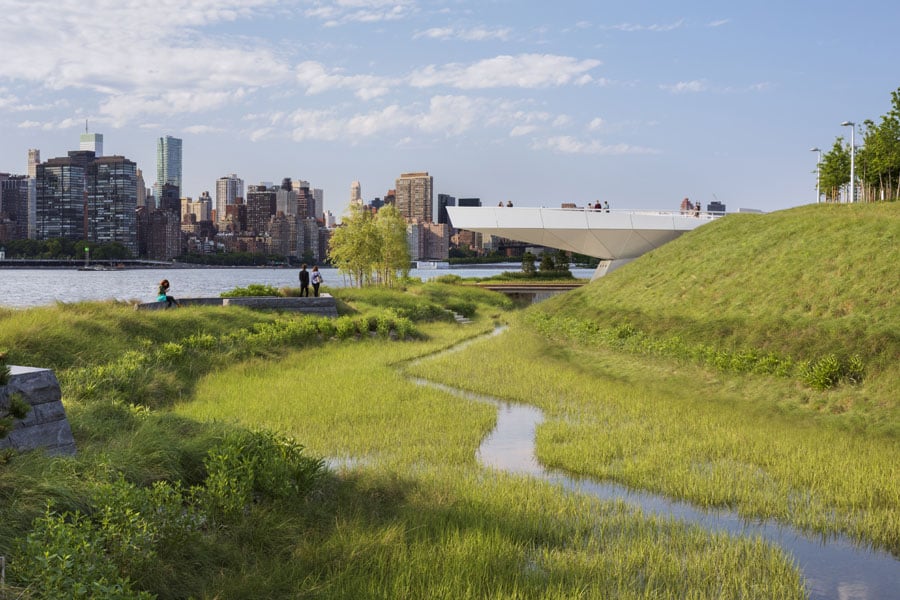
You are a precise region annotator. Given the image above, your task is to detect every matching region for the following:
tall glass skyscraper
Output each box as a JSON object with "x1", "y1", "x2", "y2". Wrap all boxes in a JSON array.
[{"x1": 156, "y1": 135, "x2": 183, "y2": 195}]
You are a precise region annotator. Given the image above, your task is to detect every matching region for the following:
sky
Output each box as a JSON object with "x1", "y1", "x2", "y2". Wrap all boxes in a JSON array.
[{"x1": 2, "y1": 0, "x2": 899, "y2": 218}]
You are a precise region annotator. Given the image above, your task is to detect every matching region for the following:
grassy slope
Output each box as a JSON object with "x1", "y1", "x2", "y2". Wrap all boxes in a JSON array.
[{"x1": 542, "y1": 202, "x2": 899, "y2": 407}]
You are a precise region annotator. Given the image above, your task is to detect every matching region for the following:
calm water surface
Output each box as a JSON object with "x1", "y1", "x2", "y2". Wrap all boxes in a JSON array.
[{"x1": 0, "y1": 265, "x2": 595, "y2": 308}]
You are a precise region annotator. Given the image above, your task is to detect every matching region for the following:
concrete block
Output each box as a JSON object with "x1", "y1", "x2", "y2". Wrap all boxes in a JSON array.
[{"x1": 1, "y1": 366, "x2": 76, "y2": 456}]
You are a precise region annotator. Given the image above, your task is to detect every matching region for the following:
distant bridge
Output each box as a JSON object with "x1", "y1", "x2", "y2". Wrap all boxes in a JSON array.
[{"x1": 447, "y1": 207, "x2": 722, "y2": 278}]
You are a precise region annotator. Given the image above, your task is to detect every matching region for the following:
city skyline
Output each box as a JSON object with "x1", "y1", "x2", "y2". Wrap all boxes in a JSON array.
[{"x1": 2, "y1": 1, "x2": 900, "y2": 217}]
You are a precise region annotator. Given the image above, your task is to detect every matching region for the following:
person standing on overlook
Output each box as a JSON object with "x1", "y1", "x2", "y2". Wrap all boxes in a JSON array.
[
  {"x1": 298, "y1": 264, "x2": 310, "y2": 297},
  {"x1": 311, "y1": 266, "x2": 323, "y2": 297}
]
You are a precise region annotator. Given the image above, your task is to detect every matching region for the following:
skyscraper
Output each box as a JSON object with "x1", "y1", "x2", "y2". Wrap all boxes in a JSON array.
[
  {"x1": 26, "y1": 149, "x2": 40, "y2": 239},
  {"x1": 312, "y1": 188, "x2": 324, "y2": 221},
  {"x1": 215, "y1": 173, "x2": 243, "y2": 223},
  {"x1": 350, "y1": 180, "x2": 362, "y2": 206},
  {"x1": 86, "y1": 156, "x2": 138, "y2": 254},
  {"x1": 136, "y1": 169, "x2": 147, "y2": 208},
  {"x1": 35, "y1": 152, "x2": 93, "y2": 242},
  {"x1": 156, "y1": 135, "x2": 183, "y2": 196},
  {"x1": 395, "y1": 172, "x2": 433, "y2": 223},
  {"x1": 27, "y1": 149, "x2": 40, "y2": 178},
  {"x1": 0, "y1": 174, "x2": 31, "y2": 241},
  {"x1": 437, "y1": 193, "x2": 455, "y2": 225},
  {"x1": 80, "y1": 131, "x2": 104, "y2": 157}
]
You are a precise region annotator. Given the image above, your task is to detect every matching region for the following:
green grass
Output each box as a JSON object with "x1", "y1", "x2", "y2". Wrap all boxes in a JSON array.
[
  {"x1": 544, "y1": 204, "x2": 898, "y2": 362},
  {"x1": 404, "y1": 322, "x2": 900, "y2": 555},
  {"x1": 176, "y1": 318, "x2": 805, "y2": 599},
  {"x1": 6, "y1": 201, "x2": 897, "y2": 600},
  {"x1": 0, "y1": 287, "x2": 807, "y2": 598}
]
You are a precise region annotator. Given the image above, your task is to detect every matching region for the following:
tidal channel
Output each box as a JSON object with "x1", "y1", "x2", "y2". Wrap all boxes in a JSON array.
[{"x1": 410, "y1": 330, "x2": 900, "y2": 600}]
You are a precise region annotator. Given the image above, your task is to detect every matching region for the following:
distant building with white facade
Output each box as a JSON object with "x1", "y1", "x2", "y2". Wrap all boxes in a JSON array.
[
  {"x1": 216, "y1": 173, "x2": 244, "y2": 224},
  {"x1": 80, "y1": 132, "x2": 104, "y2": 157}
]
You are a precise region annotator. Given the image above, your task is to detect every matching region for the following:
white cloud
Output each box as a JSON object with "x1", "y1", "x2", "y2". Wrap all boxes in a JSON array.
[
  {"x1": 0, "y1": 1, "x2": 290, "y2": 123},
  {"x1": 304, "y1": 0, "x2": 416, "y2": 26},
  {"x1": 708, "y1": 19, "x2": 731, "y2": 27},
  {"x1": 534, "y1": 135, "x2": 659, "y2": 155},
  {"x1": 409, "y1": 54, "x2": 601, "y2": 89},
  {"x1": 588, "y1": 117, "x2": 605, "y2": 131},
  {"x1": 250, "y1": 95, "x2": 568, "y2": 144},
  {"x1": 413, "y1": 26, "x2": 510, "y2": 41},
  {"x1": 458, "y1": 27, "x2": 511, "y2": 41},
  {"x1": 509, "y1": 125, "x2": 537, "y2": 137},
  {"x1": 295, "y1": 61, "x2": 393, "y2": 99},
  {"x1": 415, "y1": 27, "x2": 455, "y2": 39},
  {"x1": 660, "y1": 80, "x2": 708, "y2": 94},
  {"x1": 604, "y1": 19, "x2": 685, "y2": 32},
  {"x1": 16, "y1": 117, "x2": 83, "y2": 131},
  {"x1": 183, "y1": 125, "x2": 224, "y2": 135},
  {"x1": 99, "y1": 89, "x2": 251, "y2": 125}
]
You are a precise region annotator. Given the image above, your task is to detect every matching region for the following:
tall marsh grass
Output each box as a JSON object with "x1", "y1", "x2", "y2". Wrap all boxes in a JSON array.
[{"x1": 405, "y1": 322, "x2": 900, "y2": 556}]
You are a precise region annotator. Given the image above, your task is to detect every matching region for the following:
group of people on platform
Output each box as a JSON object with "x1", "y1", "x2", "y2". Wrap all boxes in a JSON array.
[
  {"x1": 156, "y1": 264, "x2": 324, "y2": 309},
  {"x1": 298, "y1": 264, "x2": 324, "y2": 297},
  {"x1": 680, "y1": 197, "x2": 702, "y2": 217},
  {"x1": 592, "y1": 200, "x2": 610, "y2": 212}
]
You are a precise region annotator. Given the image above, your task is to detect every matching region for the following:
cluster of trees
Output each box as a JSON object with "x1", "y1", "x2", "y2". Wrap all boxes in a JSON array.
[
  {"x1": 819, "y1": 87, "x2": 900, "y2": 202},
  {"x1": 1, "y1": 239, "x2": 132, "y2": 260},
  {"x1": 522, "y1": 249, "x2": 573, "y2": 277},
  {"x1": 328, "y1": 204, "x2": 410, "y2": 287}
]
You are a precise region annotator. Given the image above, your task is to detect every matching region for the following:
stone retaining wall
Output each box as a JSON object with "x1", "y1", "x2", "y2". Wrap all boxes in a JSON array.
[
  {"x1": 136, "y1": 294, "x2": 337, "y2": 317},
  {"x1": 0, "y1": 366, "x2": 76, "y2": 456}
]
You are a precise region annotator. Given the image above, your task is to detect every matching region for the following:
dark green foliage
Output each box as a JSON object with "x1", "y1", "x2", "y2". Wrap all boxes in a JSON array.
[
  {"x1": 8, "y1": 429, "x2": 323, "y2": 599},
  {"x1": 802, "y1": 354, "x2": 866, "y2": 390},
  {"x1": 525, "y1": 312, "x2": 863, "y2": 390},
  {"x1": 521, "y1": 251, "x2": 536, "y2": 275},
  {"x1": 202, "y1": 430, "x2": 324, "y2": 523},
  {"x1": 220, "y1": 283, "x2": 282, "y2": 297},
  {"x1": 0, "y1": 393, "x2": 31, "y2": 439}
]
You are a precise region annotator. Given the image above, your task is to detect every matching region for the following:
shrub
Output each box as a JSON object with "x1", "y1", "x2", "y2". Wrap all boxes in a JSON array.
[
  {"x1": 11, "y1": 505, "x2": 155, "y2": 600},
  {"x1": 220, "y1": 284, "x2": 282, "y2": 298},
  {"x1": 201, "y1": 430, "x2": 324, "y2": 523}
]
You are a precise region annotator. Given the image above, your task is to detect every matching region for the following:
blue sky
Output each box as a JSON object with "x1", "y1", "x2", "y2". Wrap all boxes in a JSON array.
[{"x1": 2, "y1": 0, "x2": 899, "y2": 217}]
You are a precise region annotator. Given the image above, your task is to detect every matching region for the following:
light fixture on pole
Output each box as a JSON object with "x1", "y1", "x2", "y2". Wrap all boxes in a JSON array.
[
  {"x1": 841, "y1": 121, "x2": 855, "y2": 203},
  {"x1": 810, "y1": 147, "x2": 822, "y2": 203}
]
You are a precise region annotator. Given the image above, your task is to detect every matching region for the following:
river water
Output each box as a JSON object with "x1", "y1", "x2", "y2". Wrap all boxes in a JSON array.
[
  {"x1": 411, "y1": 331, "x2": 900, "y2": 600},
  {"x1": 0, "y1": 265, "x2": 596, "y2": 309}
]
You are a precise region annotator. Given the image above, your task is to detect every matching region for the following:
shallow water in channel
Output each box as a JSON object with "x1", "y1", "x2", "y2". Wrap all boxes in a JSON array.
[{"x1": 410, "y1": 330, "x2": 900, "y2": 600}]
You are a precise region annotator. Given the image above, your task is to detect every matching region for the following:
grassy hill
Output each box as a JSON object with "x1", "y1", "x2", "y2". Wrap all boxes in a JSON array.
[{"x1": 535, "y1": 202, "x2": 899, "y2": 411}]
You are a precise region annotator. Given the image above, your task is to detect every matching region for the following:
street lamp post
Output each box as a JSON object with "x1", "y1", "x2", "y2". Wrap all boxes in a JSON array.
[
  {"x1": 810, "y1": 147, "x2": 822, "y2": 203},
  {"x1": 841, "y1": 121, "x2": 855, "y2": 203}
]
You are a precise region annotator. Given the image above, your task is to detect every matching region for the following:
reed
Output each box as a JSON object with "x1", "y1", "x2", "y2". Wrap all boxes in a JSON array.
[{"x1": 406, "y1": 321, "x2": 900, "y2": 555}]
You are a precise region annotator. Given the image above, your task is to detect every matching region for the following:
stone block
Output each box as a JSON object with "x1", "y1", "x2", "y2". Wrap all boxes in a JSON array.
[{"x1": 1, "y1": 366, "x2": 76, "y2": 456}]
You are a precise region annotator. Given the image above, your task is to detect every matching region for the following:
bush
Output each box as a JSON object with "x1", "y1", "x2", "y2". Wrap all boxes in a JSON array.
[
  {"x1": 202, "y1": 430, "x2": 324, "y2": 522},
  {"x1": 12, "y1": 505, "x2": 155, "y2": 599},
  {"x1": 220, "y1": 284, "x2": 282, "y2": 298}
]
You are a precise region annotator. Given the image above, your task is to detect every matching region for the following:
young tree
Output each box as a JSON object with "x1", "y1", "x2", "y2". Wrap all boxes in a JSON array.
[
  {"x1": 819, "y1": 138, "x2": 851, "y2": 202},
  {"x1": 328, "y1": 205, "x2": 379, "y2": 286},
  {"x1": 521, "y1": 252, "x2": 536, "y2": 275},
  {"x1": 539, "y1": 252, "x2": 556, "y2": 273},
  {"x1": 373, "y1": 205, "x2": 410, "y2": 287},
  {"x1": 328, "y1": 204, "x2": 411, "y2": 287}
]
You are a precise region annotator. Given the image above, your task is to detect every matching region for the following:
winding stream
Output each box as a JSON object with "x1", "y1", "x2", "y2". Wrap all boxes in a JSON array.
[{"x1": 410, "y1": 330, "x2": 900, "y2": 600}]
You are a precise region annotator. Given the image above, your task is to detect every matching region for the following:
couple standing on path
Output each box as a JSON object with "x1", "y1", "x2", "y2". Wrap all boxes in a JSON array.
[{"x1": 298, "y1": 264, "x2": 323, "y2": 297}]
